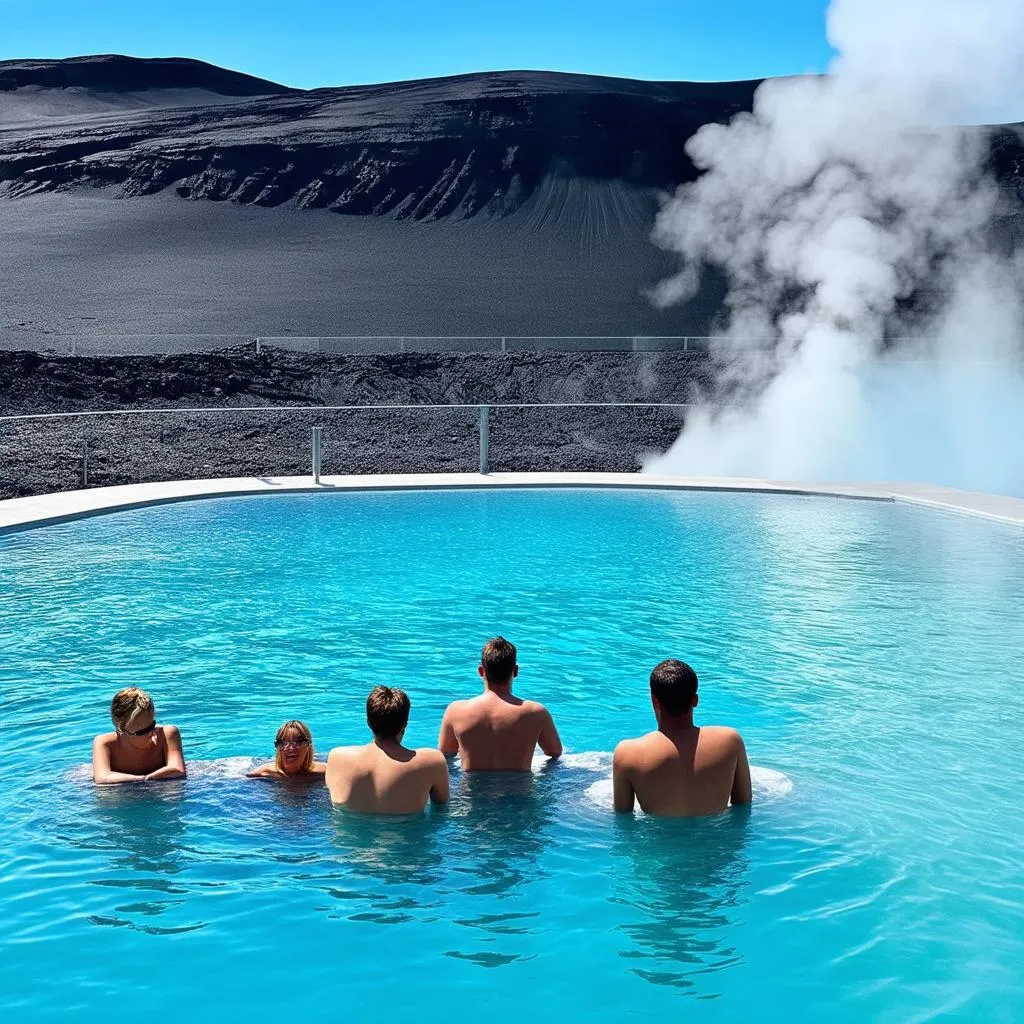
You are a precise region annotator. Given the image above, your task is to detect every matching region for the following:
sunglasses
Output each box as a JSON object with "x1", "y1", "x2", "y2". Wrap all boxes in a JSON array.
[
  {"x1": 120, "y1": 720, "x2": 157, "y2": 737},
  {"x1": 275, "y1": 738, "x2": 310, "y2": 749}
]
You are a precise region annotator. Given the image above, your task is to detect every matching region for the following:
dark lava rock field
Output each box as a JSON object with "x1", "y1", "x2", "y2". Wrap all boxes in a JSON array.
[{"x1": 0, "y1": 346, "x2": 712, "y2": 499}]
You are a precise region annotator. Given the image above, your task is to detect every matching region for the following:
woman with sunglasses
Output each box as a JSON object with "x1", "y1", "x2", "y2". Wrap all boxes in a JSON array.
[
  {"x1": 92, "y1": 687, "x2": 187, "y2": 785},
  {"x1": 247, "y1": 720, "x2": 326, "y2": 779}
]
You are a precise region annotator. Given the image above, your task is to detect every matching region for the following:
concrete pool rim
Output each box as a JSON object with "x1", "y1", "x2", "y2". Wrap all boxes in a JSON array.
[{"x1": 1, "y1": 473, "x2": 1022, "y2": 535}]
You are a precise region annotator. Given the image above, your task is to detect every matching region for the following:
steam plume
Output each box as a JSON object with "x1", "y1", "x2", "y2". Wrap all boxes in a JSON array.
[{"x1": 645, "y1": 0, "x2": 1024, "y2": 495}]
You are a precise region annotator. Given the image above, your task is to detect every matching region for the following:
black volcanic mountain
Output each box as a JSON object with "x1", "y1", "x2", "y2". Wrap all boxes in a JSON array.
[
  {"x1": 0, "y1": 55, "x2": 293, "y2": 122},
  {"x1": 0, "y1": 57, "x2": 758, "y2": 218},
  {"x1": 0, "y1": 56, "x2": 1020, "y2": 346}
]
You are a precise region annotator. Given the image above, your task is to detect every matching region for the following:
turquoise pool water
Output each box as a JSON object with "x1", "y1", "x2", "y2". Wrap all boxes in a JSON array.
[{"x1": 1, "y1": 488, "x2": 1023, "y2": 1022}]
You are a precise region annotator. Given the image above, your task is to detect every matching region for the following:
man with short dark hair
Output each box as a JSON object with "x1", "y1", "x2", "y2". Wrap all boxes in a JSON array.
[
  {"x1": 326, "y1": 685, "x2": 449, "y2": 814},
  {"x1": 612, "y1": 659, "x2": 751, "y2": 817},
  {"x1": 438, "y1": 636, "x2": 562, "y2": 771}
]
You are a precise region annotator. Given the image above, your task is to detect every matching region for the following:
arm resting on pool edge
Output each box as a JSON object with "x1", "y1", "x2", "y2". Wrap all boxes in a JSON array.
[
  {"x1": 438, "y1": 710, "x2": 460, "y2": 757},
  {"x1": 429, "y1": 752, "x2": 451, "y2": 805},
  {"x1": 612, "y1": 743, "x2": 636, "y2": 813},
  {"x1": 538, "y1": 709, "x2": 563, "y2": 759},
  {"x1": 730, "y1": 734, "x2": 752, "y2": 807},
  {"x1": 95, "y1": 771, "x2": 147, "y2": 785},
  {"x1": 92, "y1": 735, "x2": 144, "y2": 785},
  {"x1": 145, "y1": 725, "x2": 186, "y2": 782}
]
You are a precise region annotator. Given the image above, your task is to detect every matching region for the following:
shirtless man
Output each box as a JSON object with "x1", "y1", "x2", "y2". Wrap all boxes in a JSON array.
[
  {"x1": 438, "y1": 636, "x2": 562, "y2": 771},
  {"x1": 326, "y1": 686, "x2": 449, "y2": 814},
  {"x1": 92, "y1": 687, "x2": 187, "y2": 785},
  {"x1": 612, "y1": 659, "x2": 751, "y2": 817}
]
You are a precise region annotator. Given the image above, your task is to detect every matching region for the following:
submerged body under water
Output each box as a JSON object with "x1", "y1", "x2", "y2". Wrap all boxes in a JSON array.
[{"x1": 1, "y1": 488, "x2": 1022, "y2": 1021}]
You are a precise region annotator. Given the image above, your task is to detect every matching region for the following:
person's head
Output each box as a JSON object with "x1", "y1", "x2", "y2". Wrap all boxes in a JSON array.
[
  {"x1": 274, "y1": 720, "x2": 315, "y2": 774},
  {"x1": 478, "y1": 636, "x2": 518, "y2": 688},
  {"x1": 366, "y1": 685, "x2": 410, "y2": 742},
  {"x1": 110, "y1": 687, "x2": 157, "y2": 743},
  {"x1": 649, "y1": 659, "x2": 699, "y2": 722}
]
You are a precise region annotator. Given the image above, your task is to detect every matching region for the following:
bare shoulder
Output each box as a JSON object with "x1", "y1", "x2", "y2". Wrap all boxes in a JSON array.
[
  {"x1": 415, "y1": 747, "x2": 448, "y2": 767},
  {"x1": 613, "y1": 735, "x2": 642, "y2": 764},
  {"x1": 93, "y1": 731, "x2": 116, "y2": 748},
  {"x1": 246, "y1": 762, "x2": 281, "y2": 778},
  {"x1": 618, "y1": 729, "x2": 671, "y2": 758},
  {"x1": 327, "y1": 745, "x2": 361, "y2": 762},
  {"x1": 703, "y1": 725, "x2": 744, "y2": 740},
  {"x1": 521, "y1": 699, "x2": 550, "y2": 717},
  {"x1": 309, "y1": 762, "x2": 327, "y2": 775},
  {"x1": 159, "y1": 724, "x2": 181, "y2": 741},
  {"x1": 701, "y1": 725, "x2": 745, "y2": 749},
  {"x1": 443, "y1": 698, "x2": 470, "y2": 719}
]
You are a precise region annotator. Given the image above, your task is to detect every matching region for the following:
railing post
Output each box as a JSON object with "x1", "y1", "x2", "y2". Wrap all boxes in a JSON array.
[
  {"x1": 81, "y1": 437, "x2": 89, "y2": 488},
  {"x1": 311, "y1": 426, "x2": 322, "y2": 483},
  {"x1": 478, "y1": 404, "x2": 490, "y2": 475},
  {"x1": 500, "y1": 336, "x2": 506, "y2": 354},
  {"x1": 683, "y1": 337, "x2": 689, "y2": 352},
  {"x1": 255, "y1": 337, "x2": 262, "y2": 355}
]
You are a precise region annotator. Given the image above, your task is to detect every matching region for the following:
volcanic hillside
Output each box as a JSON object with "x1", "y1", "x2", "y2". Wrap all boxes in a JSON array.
[
  {"x1": 1, "y1": 56, "x2": 1021, "y2": 346},
  {"x1": 0, "y1": 57, "x2": 762, "y2": 215}
]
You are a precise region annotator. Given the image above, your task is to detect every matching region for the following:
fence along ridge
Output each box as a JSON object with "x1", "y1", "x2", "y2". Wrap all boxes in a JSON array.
[{"x1": 0, "y1": 400, "x2": 694, "y2": 424}]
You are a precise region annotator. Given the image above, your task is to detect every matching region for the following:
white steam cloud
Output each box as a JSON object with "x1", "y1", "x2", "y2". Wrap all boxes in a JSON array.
[{"x1": 645, "y1": 0, "x2": 1024, "y2": 496}]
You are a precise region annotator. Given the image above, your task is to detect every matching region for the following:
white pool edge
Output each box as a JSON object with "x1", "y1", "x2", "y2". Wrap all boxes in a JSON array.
[{"x1": 1, "y1": 472, "x2": 1022, "y2": 533}]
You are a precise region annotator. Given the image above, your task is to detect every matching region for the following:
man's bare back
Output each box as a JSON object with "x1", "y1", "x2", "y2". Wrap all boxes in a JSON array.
[
  {"x1": 326, "y1": 741, "x2": 449, "y2": 814},
  {"x1": 613, "y1": 725, "x2": 751, "y2": 817},
  {"x1": 439, "y1": 636, "x2": 562, "y2": 771},
  {"x1": 613, "y1": 659, "x2": 751, "y2": 817},
  {"x1": 328, "y1": 684, "x2": 449, "y2": 814},
  {"x1": 439, "y1": 691, "x2": 562, "y2": 771}
]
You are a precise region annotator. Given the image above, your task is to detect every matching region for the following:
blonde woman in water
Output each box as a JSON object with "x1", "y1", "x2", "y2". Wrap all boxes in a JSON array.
[
  {"x1": 92, "y1": 687, "x2": 187, "y2": 785},
  {"x1": 247, "y1": 720, "x2": 326, "y2": 779}
]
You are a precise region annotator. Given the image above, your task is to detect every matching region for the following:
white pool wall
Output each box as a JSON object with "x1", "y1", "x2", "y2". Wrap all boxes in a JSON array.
[{"x1": 1, "y1": 473, "x2": 1022, "y2": 534}]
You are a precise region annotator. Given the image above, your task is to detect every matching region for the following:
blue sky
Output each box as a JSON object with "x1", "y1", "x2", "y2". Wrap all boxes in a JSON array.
[{"x1": 0, "y1": 1, "x2": 836, "y2": 88}]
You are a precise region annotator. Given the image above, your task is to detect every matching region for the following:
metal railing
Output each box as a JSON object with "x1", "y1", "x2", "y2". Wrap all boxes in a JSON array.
[
  {"x1": 0, "y1": 401, "x2": 692, "y2": 488},
  {"x1": 3, "y1": 333, "x2": 1021, "y2": 358},
  {"x1": 252, "y1": 336, "x2": 733, "y2": 355},
  {"x1": 6, "y1": 332, "x2": 1011, "y2": 357},
  {"x1": 0, "y1": 334, "x2": 757, "y2": 357}
]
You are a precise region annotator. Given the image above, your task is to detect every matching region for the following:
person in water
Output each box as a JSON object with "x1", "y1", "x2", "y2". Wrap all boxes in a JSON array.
[
  {"x1": 612, "y1": 659, "x2": 751, "y2": 817},
  {"x1": 247, "y1": 720, "x2": 326, "y2": 779},
  {"x1": 438, "y1": 636, "x2": 562, "y2": 771},
  {"x1": 92, "y1": 686, "x2": 187, "y2": 785},
  {"x1": 325, "y1": 686, "x2": 449, "y2": 814}
]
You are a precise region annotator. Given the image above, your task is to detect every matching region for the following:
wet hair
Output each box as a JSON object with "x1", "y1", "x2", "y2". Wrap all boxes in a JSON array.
[
  {"x1": 649, "y1": 659, "x2": 699, "y2": 716},
  {"x1": 110, "y1": 687, "x2": 155, "y2": 731},
  {"x1": 481, "y1": 636, "x2": 517, "y2": 685},
  {"x1": 274, "y1": 720, "x2": 314, "y2": 774},
  {"x1": 366, "y1": 686, "x2": 410, "y2": 740}
]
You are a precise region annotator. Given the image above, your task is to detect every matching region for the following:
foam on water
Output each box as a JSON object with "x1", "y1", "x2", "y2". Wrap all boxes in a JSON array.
[
  {"x1": 536, "y1": 750, "x2": 612, "y2": 772},
  {"x1": 69, "y1": 754, "x2": 792, "y2": 813},
  {"x1": 584, "y1": 764, "x2": 793, "y2": 812},
  {"x1": 67, "y1": 756, "x2": 260, "y2": 784}
]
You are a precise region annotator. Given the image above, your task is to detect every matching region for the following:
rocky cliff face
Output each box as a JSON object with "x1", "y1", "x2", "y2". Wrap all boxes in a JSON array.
[{"x1": 0, "y1": 58, "x2": 762, "y2": 219}]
